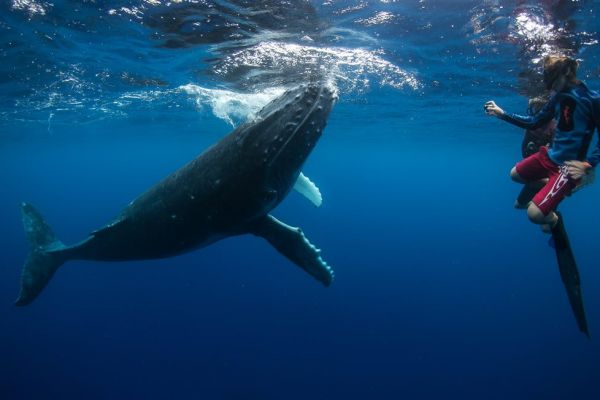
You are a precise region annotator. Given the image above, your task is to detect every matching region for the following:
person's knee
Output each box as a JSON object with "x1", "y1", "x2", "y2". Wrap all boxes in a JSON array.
[
  {"x1": 527, "y1": 203, "x2": 546, "y2": 224},
  {"x1": 510, "y1": 167, "x2": 524, "y2": 183}
]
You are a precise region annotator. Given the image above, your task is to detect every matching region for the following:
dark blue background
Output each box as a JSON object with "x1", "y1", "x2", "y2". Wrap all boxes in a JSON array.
[{"x1": 2, "y1": 112, "x2": 599, "y2": 399}]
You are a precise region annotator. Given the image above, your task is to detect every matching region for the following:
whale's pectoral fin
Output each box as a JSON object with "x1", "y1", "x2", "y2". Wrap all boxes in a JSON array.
[
  {"x1": 250, "y1": 215, "x2": 333, "y2": 286},
  {"x1": 293, "y1": 172, "x2": 322, "y2": 207}
]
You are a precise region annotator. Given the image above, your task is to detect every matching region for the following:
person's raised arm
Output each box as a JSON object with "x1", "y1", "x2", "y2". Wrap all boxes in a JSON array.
[{"x1": 484, "y1": 97, "x2": 556, "y2": 130}]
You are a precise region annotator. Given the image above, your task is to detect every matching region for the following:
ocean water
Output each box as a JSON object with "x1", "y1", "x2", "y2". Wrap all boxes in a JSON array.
[{"x1": 1, "y1": 1, "x2": 600, "y2": 399}]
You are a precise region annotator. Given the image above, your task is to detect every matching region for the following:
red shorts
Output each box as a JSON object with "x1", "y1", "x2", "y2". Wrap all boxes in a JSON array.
[{"x1": 515, "y1": 147, "x2": 580, "y2": 215}]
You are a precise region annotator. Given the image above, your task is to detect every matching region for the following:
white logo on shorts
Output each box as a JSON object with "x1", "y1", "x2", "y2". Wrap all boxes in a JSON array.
[{"x1": 539, "y1": 165, "x2": 570, "y2": 207}]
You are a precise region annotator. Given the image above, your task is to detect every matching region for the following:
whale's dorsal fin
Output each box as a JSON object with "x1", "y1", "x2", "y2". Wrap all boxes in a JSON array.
[
  {"x1": 294, "y1": 172, "x2": 322, "y2": 207},
  {"x1": 250, "y1": 215, "x2": 333, "y2": 286}
]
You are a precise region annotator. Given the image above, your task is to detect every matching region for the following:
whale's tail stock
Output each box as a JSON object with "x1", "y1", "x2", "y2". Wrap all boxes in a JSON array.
[{"x1": 15, "y1": 203, "x2": 69, "y2": 306}]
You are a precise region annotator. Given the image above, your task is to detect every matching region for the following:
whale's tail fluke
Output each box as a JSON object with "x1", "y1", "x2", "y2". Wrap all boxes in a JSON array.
[{"x1": 15, "y1": 203, "x2": 68, "y2": 306}]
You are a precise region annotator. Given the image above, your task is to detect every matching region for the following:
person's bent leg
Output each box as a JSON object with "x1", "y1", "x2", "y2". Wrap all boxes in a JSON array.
[
  {"x1": 510, "y1": 166, "x2": 527, "y2": 183},
  {"x1": 527, "y1": 203, "x2": 559, "y2": 233},
  {"x1": 528, "y1": 165, "x2": 579, "y2": 233},
  {"x1": 515, "y1": 179, "x2": 548, "y2": 209},
  {"x1": 511, "y1": 149, "x2": 550, "y2": 208}
]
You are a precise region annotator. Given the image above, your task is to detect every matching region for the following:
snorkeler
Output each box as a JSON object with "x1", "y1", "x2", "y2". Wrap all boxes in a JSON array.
[
  {"x1": 484, "y1": 55, "x2": 599, "y2": 233},
  {"x1": 514, "y1": 96, "x2": 557, "y2": 209},
  {"x1": 521, "y1": 97, "x2": 556, "y2": 158},
  {"x1": 485, "y1": 55, "x2": 599, "y2": 337}
]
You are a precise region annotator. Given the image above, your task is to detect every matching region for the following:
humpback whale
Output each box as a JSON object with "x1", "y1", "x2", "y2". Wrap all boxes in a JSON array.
[{"x1": 16, "y1": 83, "x2": 336, "y2": 306}]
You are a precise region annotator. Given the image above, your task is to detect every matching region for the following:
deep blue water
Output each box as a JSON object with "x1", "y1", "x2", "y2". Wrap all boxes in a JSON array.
[{"x1": 2, "y1": 1, "x2": 600, "y2": 399}]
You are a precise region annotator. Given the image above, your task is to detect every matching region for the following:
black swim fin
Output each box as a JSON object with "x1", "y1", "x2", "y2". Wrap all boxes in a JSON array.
[{"x1": 551, "y1": 212, "x2": 590, "y2": 338}]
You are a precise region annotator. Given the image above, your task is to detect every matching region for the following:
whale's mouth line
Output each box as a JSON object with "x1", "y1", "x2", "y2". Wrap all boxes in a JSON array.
[{"x1": 267, "y1": 85, "x2": 326, "y2": 167}]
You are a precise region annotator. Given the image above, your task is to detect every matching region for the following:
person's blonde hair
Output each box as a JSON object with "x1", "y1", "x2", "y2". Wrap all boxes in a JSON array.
[{"x1": 543, "y1": 55, "x2": 578, "y2": 83}]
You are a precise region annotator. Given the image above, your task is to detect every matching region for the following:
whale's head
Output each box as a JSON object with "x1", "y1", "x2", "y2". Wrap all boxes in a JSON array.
[{"x1": 239, "y1": 83, "x2": 336, "y2": 202}]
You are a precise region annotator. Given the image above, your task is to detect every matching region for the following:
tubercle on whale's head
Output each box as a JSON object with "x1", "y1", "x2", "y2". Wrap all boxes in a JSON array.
[{"x1": 242, "y1": 81, "x2": 337, "y2": 200}]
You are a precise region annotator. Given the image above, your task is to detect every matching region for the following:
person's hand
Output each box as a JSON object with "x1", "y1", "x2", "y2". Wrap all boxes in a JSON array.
[
  {"x1": 483, "y1": 101, "x2": 504, "y2": 117},
  {"x1": 564, "y1": 160, "x2": 592, "y2": 180}
]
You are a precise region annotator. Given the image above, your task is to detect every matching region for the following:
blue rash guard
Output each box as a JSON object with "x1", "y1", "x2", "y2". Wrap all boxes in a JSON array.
[{"x1": 499, "y1": 82, "x2": 600, "y2": 167}]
